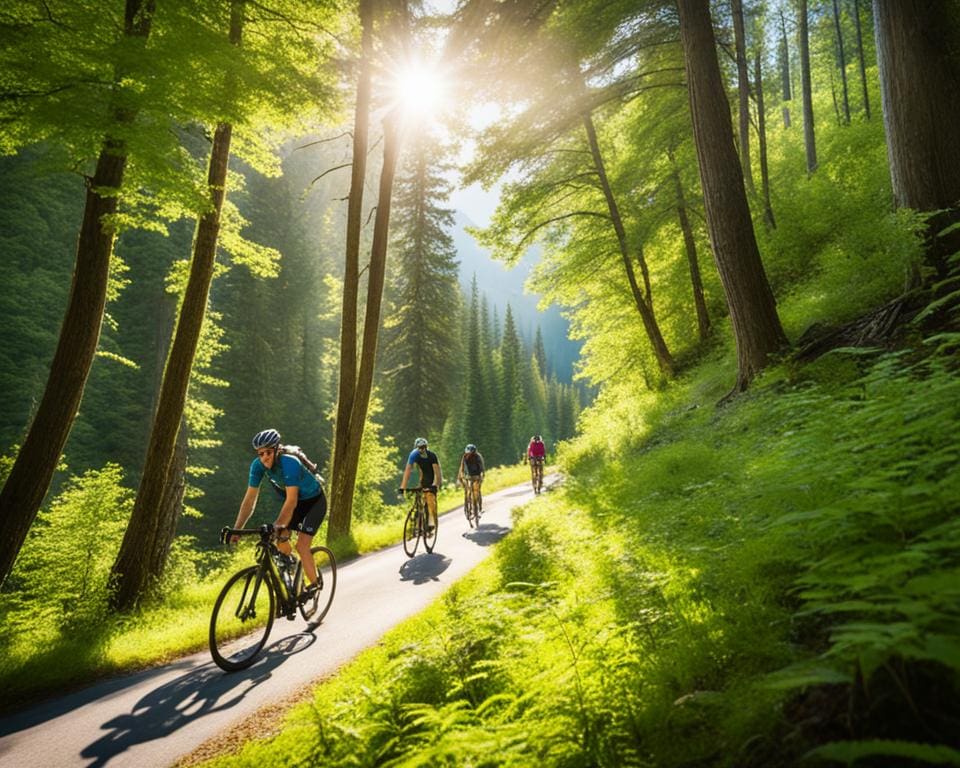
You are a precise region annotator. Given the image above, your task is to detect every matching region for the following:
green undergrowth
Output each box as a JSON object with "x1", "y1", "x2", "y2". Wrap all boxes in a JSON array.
[
  {"x1": 0, "y1": 465, "x2": 531, "y2": 710},
  {"x1": 199, "y1": 334, "x2": 960, "y2": 768}
]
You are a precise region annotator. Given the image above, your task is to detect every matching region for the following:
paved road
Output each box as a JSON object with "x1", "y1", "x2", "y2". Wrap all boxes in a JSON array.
[{"x1": 0, "y1": 478, "x2": 551, "y2": 768}]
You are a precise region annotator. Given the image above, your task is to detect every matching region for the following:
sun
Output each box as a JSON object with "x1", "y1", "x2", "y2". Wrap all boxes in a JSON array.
[{"x1": 390, "y1": 62, "x2": 450, "y2": 121}]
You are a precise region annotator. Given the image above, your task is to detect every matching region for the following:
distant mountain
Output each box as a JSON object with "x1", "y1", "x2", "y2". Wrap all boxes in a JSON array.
[{"x1": 451, "y1": 210, "x2": 581, "y2": 382}]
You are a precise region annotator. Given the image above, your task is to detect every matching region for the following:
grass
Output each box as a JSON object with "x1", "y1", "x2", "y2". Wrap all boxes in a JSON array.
[{"x1": 189, "y1": 332, "x2": 960, "y2": 768}]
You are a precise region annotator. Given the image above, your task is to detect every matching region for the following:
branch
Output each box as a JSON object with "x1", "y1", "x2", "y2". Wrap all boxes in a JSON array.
[
  {"x1": 310, "y1": 162, "x2": 352, "y2": 186},
  {"x1": 296, "y1": 131, "x2": 352, "y2": 150},
  {"x1": 518, "y1": 211, "x2": 610, "y2": 249}
]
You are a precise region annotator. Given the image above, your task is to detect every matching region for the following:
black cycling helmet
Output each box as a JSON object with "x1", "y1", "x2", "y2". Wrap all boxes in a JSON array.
[
  {"x1": 533, "y1": 434, "x2": 542, "y2": 441},
  {"x1": 465, "y1": 444, "x2": 476, "y2": 452},
  {"x1": 414, "y1": 437, "x2": 428, "y2": 449},
  {"x1": 252, "y1": 428, "x2": 281, "y2": 451}
]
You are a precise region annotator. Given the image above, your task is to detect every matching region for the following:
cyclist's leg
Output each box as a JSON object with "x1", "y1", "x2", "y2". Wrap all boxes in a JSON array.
[
  {"x1": 292, "y1": 493, "x2": 326, "y2": 587},
  {"x1": 425, "y1": 486, "x2": 438, "y2": 530},
  {"x1": 472, "y1": 477, "x2": 483, "y2": 512}
]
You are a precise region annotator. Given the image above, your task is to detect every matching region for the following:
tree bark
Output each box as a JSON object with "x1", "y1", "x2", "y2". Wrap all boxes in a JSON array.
[
  {"x1": 328, "y1": 0, "x2": 374, "y2": 542},
  {"x1": 798, "y1": 0, "x2": 818, "y2": 173},
  {"x1": 331, "y1": 113, "x2": 401, "y2": 540},
  {"x1": 669, "y1": 157, "x2": 711, "y2": 340},
  {"x1": 833, "y1": 0, "x2": 851, "y2": 123},
  {"x1": 582, "y1": 112, "x2": 675, "y2": 378},
  {"x1": 0, "y1": 0, "x2": 155, "y2": 588},
  {"x1": 677, "y1": 0, "x2": 788, "y2": 393},
  {"x1": 755, "y1": 49, "x2": 777, "y2": 229},
  {"x1": 853, "y1": 0, "x2": 871, "y2": 119},
  {"x1": 110, "y1": 2, "x2": 242, "y2": 610},
  {"x1": 779, "y1": 11, "x2": 792, "y2": 128},
  {"x1": 731, "y1": 0, "x2": 754, "y2": 192},
  {"x1": 873, "y1": 0, "x2": 960, "y2": 282}
]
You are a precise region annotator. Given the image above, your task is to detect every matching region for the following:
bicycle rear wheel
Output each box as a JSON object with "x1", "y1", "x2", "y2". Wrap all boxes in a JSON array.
[
  {"x1": 295, "y1": 545, "x2": 337, "y2": 623},
  {"x1": 403, "y1": 505, "x2": 420, "y2": 557},
  {"x1": 209, "y1": 565, "x2": 275, "y2": 672},
  {"x1": 423, "y1": 505, "x2": 438, "y2": 553}
]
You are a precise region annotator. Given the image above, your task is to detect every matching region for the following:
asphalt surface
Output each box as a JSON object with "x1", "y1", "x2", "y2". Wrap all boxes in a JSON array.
[{"x1": 0, "y1": 478, "x2": 551, "y2": 768}]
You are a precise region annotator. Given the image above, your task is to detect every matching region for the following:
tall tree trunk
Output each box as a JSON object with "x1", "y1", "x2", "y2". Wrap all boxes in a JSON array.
[
  {"x1": 582, "y1": 113, "x2": 675, "y2": 378},
  {"x1": 755, "y1": 48, "x2": 777, "y2": 229},
  {"x1": 677, "y1": 0, "x2": 788, "y2": 393},
  {"x1": 669, "y1": 156, "x2": 711, "y2": 340},
  {"x1": 853, "y1": 0, "x2": 871, "y2": 118},
  {"x1": 0, "y1": 0, "x2": 155, "y2": 588},
  {"x1": 329, "y1": 0, "x2": 374, "y2": 542},
  {"x1": 332, "y1": 114, "x2": 402, "y2": 539},
  {"x1": 833, "y1": 0, "x2": 851, "y2": 123},
  {"x1": 779, "y1": 11, "x2": 792, "y2": 128},
  {"x1": 798, "y1": 0, "x2": 818, "y2": 173},
  {"x1": 731, "y1": 0, "x2": 754, "y2": 192},
  {"x1": 874, "y1": 0, "x2": 960, "y2": 283},
  {"x1": 329, "y1": 0, "x2": 409, "y2": 540},
  {"x1": 110, "y1": 2, "x2": 243, "y2": 610}
]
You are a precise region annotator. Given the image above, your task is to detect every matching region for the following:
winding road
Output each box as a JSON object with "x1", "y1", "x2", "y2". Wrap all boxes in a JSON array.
[{"x1": 0, "y1": 478, "x2": 550, "y2": 768}]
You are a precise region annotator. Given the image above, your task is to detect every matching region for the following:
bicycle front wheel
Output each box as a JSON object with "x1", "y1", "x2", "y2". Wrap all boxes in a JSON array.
[
  {"x1": 464, "y1": 492, "x2": 474, "y2": 527},
  {"x1": 403, "y1": 505, "x2": 420, "y2": 557},
  {"x1": 423, "y1": 505, "x2": 438, "y2": 553},
  {"x1": 295, "y1": 545, "x2": 337, "y2": 623},
  {"x1": 210, "y1": 565, "x2": 275, "y2": 672}
]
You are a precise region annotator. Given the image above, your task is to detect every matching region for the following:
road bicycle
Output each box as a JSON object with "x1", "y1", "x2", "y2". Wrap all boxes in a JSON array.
[
  {"x1": 530, "y1": 457, "x2": 544, "y2": 495},
  {"x1": 462, "y1": 477, "x2": 481, "y2": 528},
  {"x1": 209, "y1": 523, "x2": 337, "y2": 672},
  {"x1": 399, "y1": 486, "x2": 438, "y2": 557}
]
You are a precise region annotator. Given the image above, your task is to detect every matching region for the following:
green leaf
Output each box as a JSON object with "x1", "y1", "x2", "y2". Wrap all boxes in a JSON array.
[{"x1": 808, "y1": 739, "x2": 960, "y2": 766}]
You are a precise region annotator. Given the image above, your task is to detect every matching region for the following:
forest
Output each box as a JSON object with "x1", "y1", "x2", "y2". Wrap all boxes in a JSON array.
[{"x1": 1, "y1": 0, "x2": 959, "y2": 766}]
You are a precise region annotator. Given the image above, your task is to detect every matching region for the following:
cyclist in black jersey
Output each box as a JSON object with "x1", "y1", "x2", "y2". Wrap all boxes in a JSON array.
[{"x1": 457, "y1": 444, "x2": 485, "y2": 515}]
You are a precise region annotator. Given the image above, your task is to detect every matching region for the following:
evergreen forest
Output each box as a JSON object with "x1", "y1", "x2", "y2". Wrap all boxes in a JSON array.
[{"x1": 1, "y1": 0, "x2": 959, "y2": 766}]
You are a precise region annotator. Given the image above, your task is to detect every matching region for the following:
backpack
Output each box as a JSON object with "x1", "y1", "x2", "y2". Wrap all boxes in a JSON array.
[{"x1": 264, "y1": 444, "x2": 327, "y2": 499}]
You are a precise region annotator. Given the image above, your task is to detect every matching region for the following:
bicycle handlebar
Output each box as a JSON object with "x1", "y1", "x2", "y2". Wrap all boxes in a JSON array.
[{"x1": 219, "y1": 523, "x2": 277, "y2": 544}]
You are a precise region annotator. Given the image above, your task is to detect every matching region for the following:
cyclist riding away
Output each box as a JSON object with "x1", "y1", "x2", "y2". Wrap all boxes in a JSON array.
[
  {"x1": 528, "y1": 433, "x2": 546, "y2": 485},
  {"x1": 399, "y1": 437, "x2": 442, "y2": 531},
  {"x1": 457, "y1": 443, "x2": 485, "y2": 515},
  {"x1": 231, "y1": 428, "x2": 326, "y2": 599}
]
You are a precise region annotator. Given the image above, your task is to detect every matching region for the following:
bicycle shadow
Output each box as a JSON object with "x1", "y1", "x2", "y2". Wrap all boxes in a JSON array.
[
  {"x1": 77, "y1": 630, "x2": 315, "y2": 767},
  {"x1": 462, "y1": 522, "x2": 511, "y2": 546},
  {"x1": 398, "y1": 552, "x2": 451, "y2": 585}
]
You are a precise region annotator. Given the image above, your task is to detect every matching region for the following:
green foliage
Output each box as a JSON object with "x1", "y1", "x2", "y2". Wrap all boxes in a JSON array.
[{"x1": 4, "y1": 465, "x2": 133, "y2": 629}]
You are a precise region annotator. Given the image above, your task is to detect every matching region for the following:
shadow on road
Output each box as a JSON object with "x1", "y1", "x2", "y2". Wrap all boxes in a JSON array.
[
  {"x1": 462, "y1": 522, "x2": 511, "y2": 546},
  {"x1": 398, "y1": 552, "x2": 451, "y2": 585},
  {"x1": 77, "y1": 629, "x2": 315, "y2": 767}
]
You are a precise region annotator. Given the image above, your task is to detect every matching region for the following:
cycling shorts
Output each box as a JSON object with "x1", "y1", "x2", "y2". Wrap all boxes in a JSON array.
[{"x1": 290, "y1": 492, "x2": 326, "y2": 536}]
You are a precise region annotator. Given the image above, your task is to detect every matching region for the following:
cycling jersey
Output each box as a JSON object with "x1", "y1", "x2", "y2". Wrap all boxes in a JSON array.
[
  {"x1": 462, "y1": 452, "x2": 485, "y2": 476},
  {"x1": 249, "y1": 453, "x2": 322, "y2": 500},
  {"x1": 407, "y1": 448, "x2": 440, "y2": 487}
]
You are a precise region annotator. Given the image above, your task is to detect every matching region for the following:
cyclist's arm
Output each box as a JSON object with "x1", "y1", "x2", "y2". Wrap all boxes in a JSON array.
[
  {"x1": 433, "y1": 461, "x2": 442, "y2": 489},
  {"x1": 231, "y1": 486, "x2": 260, "y2": 543},
  {"x1": 457, "y1": 456, "x2": 465, "y2": 484},
  {"x1": 274, "y1": 486, "x2": 299, "y2": 530},
  {"x1": 234, "y1": 486, "x2": 259, "y2": 528},
  {"x1": 399, "y1": 463, "x2": 413, "y2": 491}
]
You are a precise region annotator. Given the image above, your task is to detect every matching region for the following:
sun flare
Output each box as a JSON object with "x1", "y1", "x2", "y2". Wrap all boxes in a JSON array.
[{"x1": 392, "y1": 63, "x2": 449, "y2": 120}]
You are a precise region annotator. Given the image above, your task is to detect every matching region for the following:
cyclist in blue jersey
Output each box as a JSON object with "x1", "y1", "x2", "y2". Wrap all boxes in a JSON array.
[
  {"x1": 230, "y1": 428, "x2": 326, "y2": 597},
  {"x1": 399, "y1": 437, "x2": 442, "y2": 530}
]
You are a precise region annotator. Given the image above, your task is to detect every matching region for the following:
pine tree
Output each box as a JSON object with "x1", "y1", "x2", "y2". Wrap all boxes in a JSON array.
[{"x1": 381, "y1": 130, "x2": 462, "y2": 450}]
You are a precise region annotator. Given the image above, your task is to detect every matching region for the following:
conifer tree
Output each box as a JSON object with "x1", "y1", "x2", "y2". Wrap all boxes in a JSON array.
[{"x1": 381, "y1": 130, "x2": 461, "y2": 449}]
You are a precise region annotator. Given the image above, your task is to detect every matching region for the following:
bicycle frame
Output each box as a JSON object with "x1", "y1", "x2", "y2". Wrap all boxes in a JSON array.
[{"x1": 223, "y1": 526, "x2": 298, "y2": 617}]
